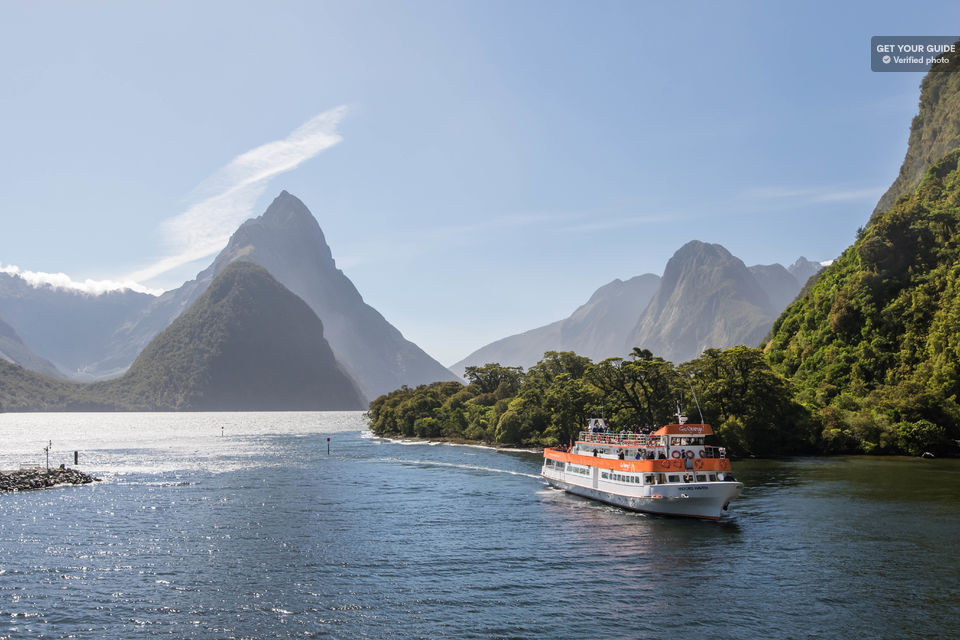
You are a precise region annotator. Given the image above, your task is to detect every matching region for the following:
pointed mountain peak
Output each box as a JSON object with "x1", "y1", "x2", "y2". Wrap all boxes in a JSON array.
[
  {"x1": 787, "y1": 256, "x2": 823, "y2": 286},
  {"x1": 220, "y1": 191, "x2": 334, "y2": 268},
  {"x1": 259, "y1": 190, "x2": 320, "y2": 228}
]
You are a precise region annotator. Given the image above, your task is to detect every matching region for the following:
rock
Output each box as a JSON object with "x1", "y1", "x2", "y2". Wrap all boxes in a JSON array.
[{"x1": 0, "y1": 467, "x2": 99, "y2": 493}]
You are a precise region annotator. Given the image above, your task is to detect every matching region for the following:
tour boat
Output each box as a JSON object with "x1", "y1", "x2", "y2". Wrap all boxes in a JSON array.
[{"x1": 541, "y1": 414, "x2": 742, "y2": 519}]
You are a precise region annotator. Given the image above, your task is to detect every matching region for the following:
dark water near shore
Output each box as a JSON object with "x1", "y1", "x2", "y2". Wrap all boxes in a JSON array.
[{"x1": 0, "y1": 412, "x2": 958, "y2": 639}]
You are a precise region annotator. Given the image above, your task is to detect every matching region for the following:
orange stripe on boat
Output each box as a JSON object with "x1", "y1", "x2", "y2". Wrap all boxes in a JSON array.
[{"x1": 543, "y1": 449, "x2": 730, "y2": 472}]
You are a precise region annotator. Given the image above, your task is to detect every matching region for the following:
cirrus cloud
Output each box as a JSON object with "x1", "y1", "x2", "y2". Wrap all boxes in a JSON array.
[{"x1": 126, "y1": 106, "x2": 348, "y2": 284}]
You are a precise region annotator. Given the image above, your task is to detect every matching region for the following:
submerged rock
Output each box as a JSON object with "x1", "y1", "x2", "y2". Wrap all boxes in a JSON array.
[{"x1": 0, "y1": 466, "x2": 99, "y2": 492}]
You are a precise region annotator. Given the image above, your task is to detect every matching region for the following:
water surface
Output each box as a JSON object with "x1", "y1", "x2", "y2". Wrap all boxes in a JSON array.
[{"x1": 0, "y1": 412, "x2": 956, "y2": 639}]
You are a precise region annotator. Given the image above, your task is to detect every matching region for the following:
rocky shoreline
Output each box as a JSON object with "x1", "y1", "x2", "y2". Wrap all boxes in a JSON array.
[{"x1": 0, "y1": 466, "x2": 99, "y2": 493}]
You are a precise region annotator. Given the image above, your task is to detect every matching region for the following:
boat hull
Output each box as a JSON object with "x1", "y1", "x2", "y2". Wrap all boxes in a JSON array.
[{"x1": 544, "y1": 475, "x2": 741, "y2": 520}]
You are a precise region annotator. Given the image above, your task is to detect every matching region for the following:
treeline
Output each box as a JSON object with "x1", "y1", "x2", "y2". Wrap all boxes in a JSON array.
[{"x1": 368, "y1": 346, "x2": 817, "y2": 457}]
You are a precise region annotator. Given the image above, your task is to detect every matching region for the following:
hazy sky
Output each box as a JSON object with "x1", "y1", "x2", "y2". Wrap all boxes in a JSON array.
[{"x1": 1, "y1": 1, "x2": 958, "y2": 365}]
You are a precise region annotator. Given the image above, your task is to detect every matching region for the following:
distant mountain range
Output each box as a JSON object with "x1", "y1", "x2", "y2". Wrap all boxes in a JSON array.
[
  {"x1": 450, "y1": 274, "x2": 661, "y2": 375},
  {"x1": 0, "y1": 314, "x2": 62, "y2": 379},
  {"x1": 626, "y1": 241, "x2": 781, "y2": 365},
  {"x1": 0, "y1": 275, "x2": 152, "y2": 379},
  {"x1": 0, "y1": 191, "x2": 457, "y2": 403},
  {"x1": 0, "y1": 262, "x2": 365, "y2": 411},
  {"x1": 1, "y1": 192, "x2": 823, "y2": 408},
  {"x1": 453, "y1": 243, "x2": 822, "y2": 372}
]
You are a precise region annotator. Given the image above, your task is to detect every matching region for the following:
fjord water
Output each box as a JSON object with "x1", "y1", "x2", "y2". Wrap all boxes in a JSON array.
[{"x1": 0, "y1": 413, "x2": 957, "y2": 639}]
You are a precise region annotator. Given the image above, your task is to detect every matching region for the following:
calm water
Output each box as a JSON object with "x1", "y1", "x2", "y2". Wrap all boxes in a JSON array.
[{"x1": 0, "y1": 412, "x2": 957, "y2": 639}]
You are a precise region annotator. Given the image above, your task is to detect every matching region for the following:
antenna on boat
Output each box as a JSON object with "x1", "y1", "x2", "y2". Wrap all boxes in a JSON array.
[{"x1": 685, "y1": 374, "x2": 705, "y2": 424}]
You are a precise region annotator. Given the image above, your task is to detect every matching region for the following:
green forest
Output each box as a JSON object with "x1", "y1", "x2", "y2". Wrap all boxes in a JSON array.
[
  {"x1": 370, "y1": 148, "x2": 960, "y2": 458},
  {"x1": 763, "y1": 149, "x2": 960, "y2": 457},
  {"x1": 368, "y1": 347, "x2": 816, "y2": 458}
]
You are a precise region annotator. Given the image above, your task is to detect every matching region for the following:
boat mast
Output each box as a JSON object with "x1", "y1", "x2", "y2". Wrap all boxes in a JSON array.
[{"x1": 684, "y1": 375, "x2": 705, "y2": 424}]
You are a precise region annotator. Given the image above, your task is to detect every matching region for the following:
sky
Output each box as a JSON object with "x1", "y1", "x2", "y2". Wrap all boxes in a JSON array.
[{"x1": 1, "y1": 1, "x2": 958, "y2": 365}]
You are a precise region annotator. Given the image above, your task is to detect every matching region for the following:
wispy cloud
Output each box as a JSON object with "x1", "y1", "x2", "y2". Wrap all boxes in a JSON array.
[
  {"x1": 0, "y1": 264, "x2": 163, "y2": 296},
  {"x1": 126, "y1": 106, "x2": 348, "y2": 283},
  {"x1": 745, "y1": 185, "x2": 885, "y2": 204}
]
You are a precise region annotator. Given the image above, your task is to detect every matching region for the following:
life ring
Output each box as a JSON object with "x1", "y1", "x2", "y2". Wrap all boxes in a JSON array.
[
  {"x1": 685, "y1": 450, "x2": 695, "y2": 459},
  {"x1": 697, "y1": 449, "x2": 705, "y2": 458},
  {"x1": 671, "y1": 451, "x2": 681, "y2": 459},
  {"x1": 693, "y1": 459, "x2": 704, "y2": 470}
]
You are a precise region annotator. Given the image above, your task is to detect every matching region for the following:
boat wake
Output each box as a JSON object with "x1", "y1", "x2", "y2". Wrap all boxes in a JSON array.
[
  {"x1": 361, "y1": 431, "x2": 535, "y2": 454},
  {"x1": 376, "y1": 457, "x2": 542, "y2": 480}
]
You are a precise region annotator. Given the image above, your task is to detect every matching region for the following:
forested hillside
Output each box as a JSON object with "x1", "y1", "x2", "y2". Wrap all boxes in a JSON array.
[{"x1": 765, "y1": 150, "x2": 960, "y2": 454}]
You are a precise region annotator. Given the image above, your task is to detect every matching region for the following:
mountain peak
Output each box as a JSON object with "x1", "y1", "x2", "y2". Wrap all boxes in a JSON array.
[
  {"x1": 259, "y1": 190, "x2": 321, "y2": 229},
  {"x1": 219, "y1": 191, "x2": 335, "y2": 269},
  {"x1": 627, "y1": 240, "x2": 773, "y2": 363},
  {"x1": 672, "y1": 240, "x2": 733, "y2": 264},
  {"x1": 787, "y1": 256, "x2": 823, "y2": 287}
]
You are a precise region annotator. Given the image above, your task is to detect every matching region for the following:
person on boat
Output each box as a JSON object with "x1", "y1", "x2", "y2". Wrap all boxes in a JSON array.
[{"x1": 634, "y1": 450, "x2": 642, "y2": 460}]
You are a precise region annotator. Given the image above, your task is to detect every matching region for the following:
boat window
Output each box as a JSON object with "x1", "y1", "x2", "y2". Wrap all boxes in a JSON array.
[
  {"x1": 601, "y1": 472, "x2": 609, "y2": 479},
  {"x1": 668, "y1": 475, "x2": 679, "y2": 482},
  {"x1": 709, "y1": 474, "x2": 716, "y2": 481},
  {"x1": 696, "y1": 474, "x2": 707, "y2": 481},
  {"x1": 645, "y1": 475, "x2": 654, "y2": 484}
]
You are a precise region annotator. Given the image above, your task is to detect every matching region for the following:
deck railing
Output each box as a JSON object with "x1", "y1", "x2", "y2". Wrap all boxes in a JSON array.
[
  {"x1": 577, "y1": 431, "x2": 659, "y2": 446},
  {"x1": 574, "y1": 432, "x2": 727, "y2": 458}
]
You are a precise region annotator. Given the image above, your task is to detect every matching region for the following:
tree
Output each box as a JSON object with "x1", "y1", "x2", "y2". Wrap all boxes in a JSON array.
[
  {"x1": 681, "y1": 346, "x2": 816, "y2": 456},
  {"x1": 464, "y1": 363, "x2": 524, "y2": 395},
  {"x1": 588, "y1": 351, "x2": 679, "y2": 427}
]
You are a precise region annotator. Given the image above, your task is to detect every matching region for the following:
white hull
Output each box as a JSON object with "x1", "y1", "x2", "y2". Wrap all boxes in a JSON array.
[{"x1": 543, "y1": 470, "x2": 741, "y2": 520}]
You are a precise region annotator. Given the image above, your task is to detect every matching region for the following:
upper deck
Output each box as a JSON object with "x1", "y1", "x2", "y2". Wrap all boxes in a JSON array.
[{"x1": 576, "y1": 418, "x2": 723, "y2": 452}]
